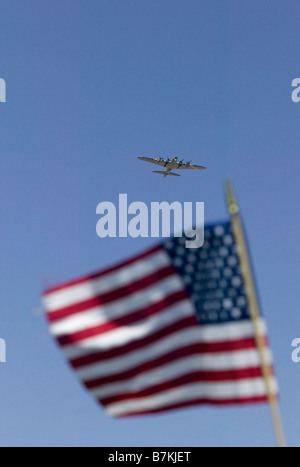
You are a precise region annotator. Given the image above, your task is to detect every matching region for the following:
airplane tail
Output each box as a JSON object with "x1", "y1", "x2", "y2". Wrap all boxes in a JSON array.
[{"x1": 152, "y1": 171, "x2": 180, "y2": 177}]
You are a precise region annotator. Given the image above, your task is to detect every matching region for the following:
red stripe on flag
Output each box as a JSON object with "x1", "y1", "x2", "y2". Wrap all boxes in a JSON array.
[
  {"x1": 71, "y1": 334, "x2": 257, "y2": 371},
  {"x1": 70, "y1": 316, "x2": 198, "y2": 369},
  {"x1": 48, "y1": 264, "x2": 176, "y2": 323},
  {"x1": 112, "y1": 395, "x2": 268, "y2": 417},
  {"x1": 100, "y1": 367, "x2": 263, "y2": 406},
  {"x1": 83, "y1": 340, "x2": 259, "y2": 389},
  {"x1": 57, "y1": 290, "x2": 189, "y2": 346}
]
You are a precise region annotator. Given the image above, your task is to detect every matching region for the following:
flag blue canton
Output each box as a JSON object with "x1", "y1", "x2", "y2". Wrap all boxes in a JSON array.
[{"x1": 164, "y1": 221, "x2": 251, "y2": 325}]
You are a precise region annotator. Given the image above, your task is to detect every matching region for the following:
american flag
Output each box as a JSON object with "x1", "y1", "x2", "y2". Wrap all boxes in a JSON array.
[{"x1": 43, "y1": 221, "x2": 277, "y2": 417}]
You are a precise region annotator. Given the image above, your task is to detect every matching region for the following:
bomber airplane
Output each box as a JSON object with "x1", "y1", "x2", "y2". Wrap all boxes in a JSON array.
[{"x1": 138, "y1": 156, "x2": 206, "y2": 178}]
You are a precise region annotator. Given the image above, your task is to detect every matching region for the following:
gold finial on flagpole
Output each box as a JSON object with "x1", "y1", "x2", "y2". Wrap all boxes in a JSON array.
[
  {"x1": 224, "y1": 178, "x2": 286, "y2": 447},
  {"x1": 225, "y1": 178, "x2": 239, "y2": 215}
]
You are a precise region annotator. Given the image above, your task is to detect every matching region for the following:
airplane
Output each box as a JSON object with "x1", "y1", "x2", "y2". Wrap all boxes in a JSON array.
[{"x1": 138, "y1": 156, "x2": 207, "y2": 178}]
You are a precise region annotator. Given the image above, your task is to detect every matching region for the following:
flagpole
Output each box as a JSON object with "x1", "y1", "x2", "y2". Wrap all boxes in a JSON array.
[{"x1": 224, "y1": 179, "x2": 286, "y2": 448}]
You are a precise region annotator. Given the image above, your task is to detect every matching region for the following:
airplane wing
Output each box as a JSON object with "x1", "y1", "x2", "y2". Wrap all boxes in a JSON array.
[
  {"x1": 177, "y1": 163, "x2": 207, "y2": 170},
  {"x1": 138, "y1": 156, "x2": 166, "y2": 167}
]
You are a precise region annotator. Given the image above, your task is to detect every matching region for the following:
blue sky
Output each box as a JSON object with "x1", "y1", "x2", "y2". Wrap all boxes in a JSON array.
[{"x1": 0, "y1": 0, "x2": 299, "y2": 447}]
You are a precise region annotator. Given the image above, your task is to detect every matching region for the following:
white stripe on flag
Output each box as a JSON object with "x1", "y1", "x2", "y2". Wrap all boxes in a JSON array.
[{"x1": 106, "y1": 377, "x2": 278, "y2": 417}]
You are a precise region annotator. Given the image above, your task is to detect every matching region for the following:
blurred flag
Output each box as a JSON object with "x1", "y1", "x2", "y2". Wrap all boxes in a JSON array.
[{"x1": 43, "y1": 221, "x2": 277, "y2": 417}]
